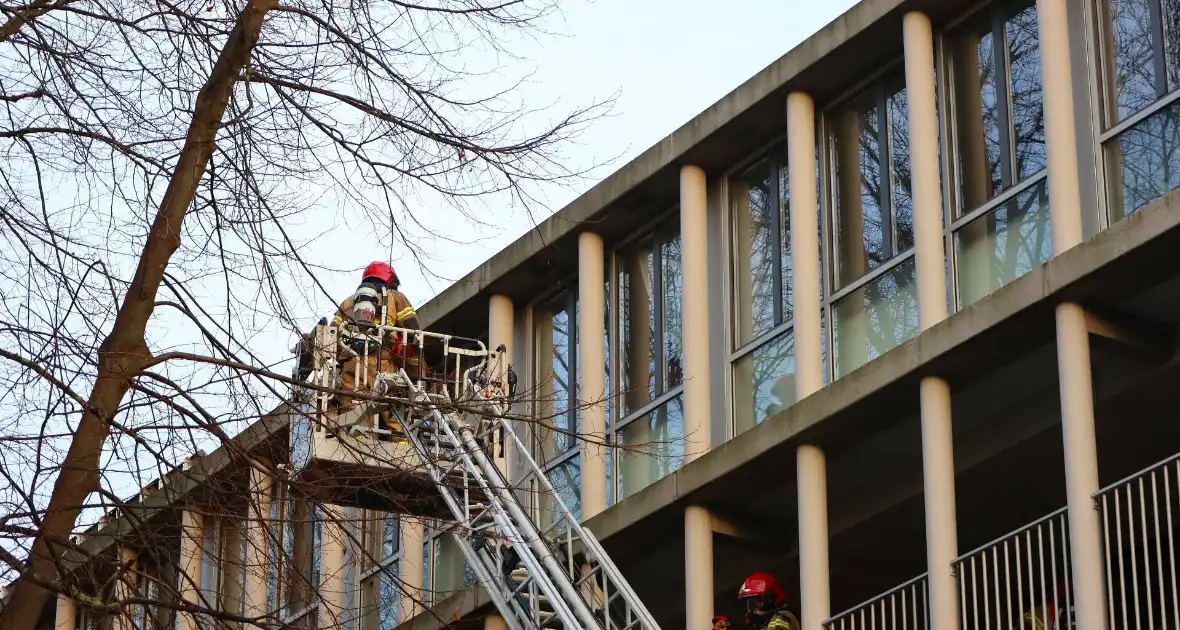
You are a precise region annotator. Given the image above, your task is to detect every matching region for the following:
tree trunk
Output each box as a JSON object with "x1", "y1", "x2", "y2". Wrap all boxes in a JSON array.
[{"x1": 0, "y1": 1, "x2": 274, "y2": 627}]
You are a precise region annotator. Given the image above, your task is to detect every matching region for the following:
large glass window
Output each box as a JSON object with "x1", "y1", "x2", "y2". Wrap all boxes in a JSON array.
[
  {"x1": 359, "y1": 512, "x2": 401, "y2": 630},
  {"x1": 616, "y1": 394, "x2": 684, "y2": 500},
  {"x1": 1098, "y1": 0, "x2": 1180, "y2": 220},
  {"x1": 534, "y1": 291, "x2": 578, "y2": 463},
  {"x1": 828, "y1": 72, "x2": 919, "y2": 377},
  {"x1": 732, "y1": 158, "x2": 792, "y2": 345},
  {"x1": 947, "y1": 0, "x2": 1051, "y2": 308},
  {"x1": 609, "y1": 215, "x2": 683, "y2": 502},
  {"x1": 830, "y1": 74, "x2": 914, "y2": 289},
  {"x1": 730, "y1": 149, "x2": 826, "y2": 434}
]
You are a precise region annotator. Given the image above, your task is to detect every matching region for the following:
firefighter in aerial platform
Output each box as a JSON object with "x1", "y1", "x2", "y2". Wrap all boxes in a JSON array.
[{"x1": 329, "y1": 261, "x2": 421, "y2": 436}]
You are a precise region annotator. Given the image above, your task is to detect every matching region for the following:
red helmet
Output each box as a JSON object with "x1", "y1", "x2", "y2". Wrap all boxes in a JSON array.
[
  {"x1": 739, "y1": 572, "x2": 786, "y2": 611},
  {"x1": 362, "y1": 261, "x2": 397, "y2": 287}
]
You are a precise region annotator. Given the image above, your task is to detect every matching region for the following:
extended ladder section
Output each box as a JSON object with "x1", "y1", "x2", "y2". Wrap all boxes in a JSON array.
[{"x1": 288, "y1": 320, "x2": 662, "y2": 630}]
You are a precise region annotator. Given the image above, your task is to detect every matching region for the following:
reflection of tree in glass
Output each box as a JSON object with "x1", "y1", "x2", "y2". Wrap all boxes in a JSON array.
[
  {"x1": 662, "y1": 231, "x2": 683, "y2": 390},
  {"x1": 1117, "y1": 102, "x2": 1180, "y2": 214},
  {"x1": 744, "y1": 169, "x2": 778, "y2": 337},
  {"x1": 1109, "y1": 0, "x2": 1160, "y2": 121},
  {"x1": 545, "y1": 458, "x2": 582, "y2": 527},
  {"x1": 751, "y1": 332, "x2": 795, "y2": 425},
  {"x1": 1007, "y1": 7, "x2": 1046, "y2": 180}
]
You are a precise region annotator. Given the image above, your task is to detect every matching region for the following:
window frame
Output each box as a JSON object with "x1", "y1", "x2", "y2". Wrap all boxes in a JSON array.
[
  {"x1": 1092, "y1": 0, "x2": 1180, "y2": 225},
  {"x1": 531, "y1": 286, "x2": 579, "y2": 466},
  {"x1": 358, "y1": 512, "x2": 403, "y2": 630},
  {"x1": 605, "y1": 208, "x2": 685, "y2": 504}
]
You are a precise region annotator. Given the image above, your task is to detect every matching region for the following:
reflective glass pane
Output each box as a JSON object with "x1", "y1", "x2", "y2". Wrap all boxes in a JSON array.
[
  {"x1": 662, "y1": 227, "x2": 683, "y2": 392},
  {"x1": 541, "y1": 456, "x2": 581, "y2": 531},
  {"x1": 1167, "y1": 0, "x2": 1180, "y2": 89},
  {"x1": 732, "y1": 330, "x2": 795, "y2": 436},
  {"x1": 779, "y1": 161, "x2": 794, "y2": 320},
  {"x1": 832, "y1": 259, "x2": 919, "y2": 378},
  {"x1": 732, "y1": 161, "x2": 777, "y2": 343},
  {"x1": 954, "y1": 177, "x2": 1052, "y2": 307},
  {"x1": 1107, "y1": 98, "x2": 1180, "y2": 219},
  {"x1": 536, "y1": 295, "x2": 576, "y2": 461},
  {"x1": 619, "y1": 239, "x2": 656, "y2": 415},
  {"x1": 1108, "y1": 0, "x2": 1161, "y2": 120},
  {"x1": 1007, "y1": 4, "x2": 1046, "y2": 181},
  {"x1": 889, "y1": 84, "x2": 915, "y2": 252},
  {"x1": 616, "y1": 395, "x2": 684, "y2": 500},
  {"x1": 833, "y1": 90, "x2": 888, "y2": 286},
  {"x1": 951, "y1": 19, "x2": 1004, "y2": 209}
]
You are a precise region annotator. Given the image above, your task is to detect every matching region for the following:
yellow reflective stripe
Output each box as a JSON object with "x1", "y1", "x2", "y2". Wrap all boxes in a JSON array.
[
  {"x1": 767, "y1": 619, "x2": 792, "y2": 630},
  {"x1": 396, "y1": 306, "x2": 416, "y2": 321},
  {"x1": 331, "y1": 314, "x2": 344, "y2": 325}
]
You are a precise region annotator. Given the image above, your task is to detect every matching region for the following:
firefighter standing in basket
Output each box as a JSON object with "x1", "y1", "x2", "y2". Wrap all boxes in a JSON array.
[
  {"x1": 330, "y1": 262, "x2": 420, "y2": 430},
  {"x1": 738, "y1": 573, "x2": 800, "y2": 630}
]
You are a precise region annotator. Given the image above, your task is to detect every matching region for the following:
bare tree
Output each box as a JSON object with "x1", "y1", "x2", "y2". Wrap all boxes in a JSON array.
[{"x1": 0, "y1": 0, "x2": 614, "y2": 626}]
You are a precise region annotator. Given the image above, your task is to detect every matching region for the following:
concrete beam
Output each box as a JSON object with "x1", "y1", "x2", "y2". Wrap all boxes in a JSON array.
[
  {"x1": 709, "y1": 512, "x2": 792, "y2": 553},
  {"x1": 1083, "y1": 307, "x2": 1173, "y2": 364}
]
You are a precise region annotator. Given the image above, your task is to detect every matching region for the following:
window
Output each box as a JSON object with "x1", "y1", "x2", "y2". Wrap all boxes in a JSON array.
[
  {"x1": 1098, "y1": 0, "x2": 1180, "y2": 220},
  {"x1": 359, "y1": 512, "x2": 401, "y2": 630},
  {"x1": 534, "y1": 291, "x2": 578, "y2": 464},
  {"x1": 270, "y1": 490, "x2": 322, "y2": 619},
  {"x1": 729, "y1": 154, "x2": 807, "y2": 434},
  {"x1": 827, "y1": 71, "x2": 920, "y2": 377},
  {"x1": 947, "y1": 0, "x2": 1051, "y2": 308},
  {"x1": 609, "y1": 215, "x2": 683, "y2": 500}
]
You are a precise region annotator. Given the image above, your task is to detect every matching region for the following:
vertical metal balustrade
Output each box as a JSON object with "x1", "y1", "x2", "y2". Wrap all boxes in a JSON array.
[{"x1": 823, "y1": 574, "x2": 930, "y2": 630}]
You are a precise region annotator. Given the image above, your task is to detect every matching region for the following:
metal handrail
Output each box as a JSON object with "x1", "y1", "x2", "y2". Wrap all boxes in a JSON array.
[{"x1": 823, "y1": 573, "x2": 930, "y2": 627}]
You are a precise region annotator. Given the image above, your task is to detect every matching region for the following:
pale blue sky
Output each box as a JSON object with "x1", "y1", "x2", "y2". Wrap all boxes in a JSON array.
[{"x1": 391, "y1": 0, "x2": 861, "y2": 303}]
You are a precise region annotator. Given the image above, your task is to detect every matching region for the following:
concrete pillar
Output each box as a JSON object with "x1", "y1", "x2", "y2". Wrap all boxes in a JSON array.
[
  {"x1": 579, "y1": 231, "x2": 608, "y2": 520},
  {"x1": 788, "y1": 91, "x2": 831, "y2": 630},
  {"x1": 1056, "y1": 302, "x2": 1106, "y2": 630},
  {"x1": 1038, "y1": 2, "x2": 1105, "y2": 628},
  {"x1": 177, "y1": 509, "x2": 203, "y2": 630},
  {"x1": 1038, "y1": 0, "x2": 1084, "y2": 253},
  {"x1": 113, "y1": 547, "x2": 138, "y2": 630},
  {"x1": 243, "y1": 465, "x2": 272, "y2": 624},
  {"x1": 489, "y1": 294, "x2": 514, "y2": 474},
  {"x1": 485, "y1": 614, "x2": 510, "y2": 630},
  {"x1": 904, "y1": 12, "x2": 961, "y2": 630},
  {"x1": 684, "y1": 506, "x2": 713, "y2": 630},
  {"x1": 320, "y1": 507, "x2": 347, "y2": 628},
  {"x1": 680, "y1": 164, "x2": 711, "y2": 462},
  {"x1": 399, "y1": 518, "x2": 426, "y2": 623},
  {"x1": 797, "y1": 445, "x2": 830, "y2": 630},
  {"x1": 55, "y1": 593, "x2": 76, "y2": 630},
  {"x1": 787, "y1": 91, "x2": 823, "y2": 397}
]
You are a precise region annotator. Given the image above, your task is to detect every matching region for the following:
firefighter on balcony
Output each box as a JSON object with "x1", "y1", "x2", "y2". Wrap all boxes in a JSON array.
[
  {"x1": 738, "y1": 573, "x2": 800, "y2": 630},
  {"x1": 330, "y1": 261, "x2": 420, "y2": 430}
]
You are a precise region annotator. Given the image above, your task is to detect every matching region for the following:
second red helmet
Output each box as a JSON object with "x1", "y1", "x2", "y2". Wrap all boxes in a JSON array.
[{"x1": 738, "y1": 572, "x2": 786, "y2": 610}]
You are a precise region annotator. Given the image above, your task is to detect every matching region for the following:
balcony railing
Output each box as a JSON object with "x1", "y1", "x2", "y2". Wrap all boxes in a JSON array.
[
  {"x1": 953, "y1": 508, "x2": 1074, "y2": 630},
  {"x1": 823, "y1": 574, "x2": 930, "y2": 630},
  {"x1": 1096, "y1": 452, "x2": 1180, "y2": 630}
]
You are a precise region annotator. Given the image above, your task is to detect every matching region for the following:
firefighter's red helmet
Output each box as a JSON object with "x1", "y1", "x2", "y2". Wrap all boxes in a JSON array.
[
  {"x1": 362, "y1": 261, "x2": 397, "y2": 287},
  {"x1": 738, "y1": 572, "x2": 786, "y2": 610}
]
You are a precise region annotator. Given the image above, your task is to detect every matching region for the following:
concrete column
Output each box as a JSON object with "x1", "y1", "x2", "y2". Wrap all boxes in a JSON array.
[
  {"x1": 1056, "y1": 302, "x2": 1106, "y2": 630},
  {"x1": 320, "y1": 507, "x2": 347, "y2": 628},
  {"x1": 579, "y1": 231, "x2": 608, "y2": 519},
  {"x1": 787, "y1": 91, "x2": 823, "y2": 397},
  {"x1": 789, "y1": 91, "x2": 832, "y2": 630},
  {"x1": 489, "y1": 294, "x2": 515, "y2": 474},
  {"x1": 1038, "y1": 0, "x2": 1084, "y2": 254},
  {"x1": 177, "y1": 509, "x2": 203, "y2": 630},
  {"x1": 399, "y1": 518, "x2": 426, "y2": 623},
  {"x1": 244, "y1": 465, "x2": 272, "y2": 624},
  {"x1": 485, "y1": 614, "x2": 510, "y2": 630},
  {"x1": 904, "y1": 12, "x2": 961, "y2": 630},
  {"x1": 797, "y1": 445, "x2": 830, "y2": 630},
  {"x1": 113, "y1": 547, "x2": 138, "y2": 630},
  {"x1": 680, "y1": 165, "x2": 711, "y2": 461},
  {"x1": 684, "y1": 506, "x2": 713, "y2": 630},
  {"x1": 55, "y1": 593, "x2": 76, "y2": 630}
]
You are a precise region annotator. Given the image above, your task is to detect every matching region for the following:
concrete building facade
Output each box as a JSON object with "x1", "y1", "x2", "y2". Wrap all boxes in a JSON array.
[{"x1": 32, "y1": 0, "x2": 1180, "y2": 629}]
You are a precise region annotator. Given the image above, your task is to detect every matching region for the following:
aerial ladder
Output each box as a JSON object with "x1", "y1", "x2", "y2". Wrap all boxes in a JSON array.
[{"x1": 287, "y1": 311, "x2": 662, "y2": 630}]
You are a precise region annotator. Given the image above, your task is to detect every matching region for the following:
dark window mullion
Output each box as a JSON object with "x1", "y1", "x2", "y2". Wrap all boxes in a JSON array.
[
  {"x1": 876, "y1": 85, "x2": 895, "y2": 259},
  {"x1": 993, "y1": 7, "x2": 1015, "y2": 189},
  {"x1": 1149, "y1": 0, "x2": 1169, "y2": 96},
  {"x1": 568, "y1": 292, "x2": 578, "y2": 445},
  {"x1": 653, "y1": 233, "x2": 666, "y2": 396},
  {"x1": 768, "y1": 158, "x2": 785, "y2": 326}
]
